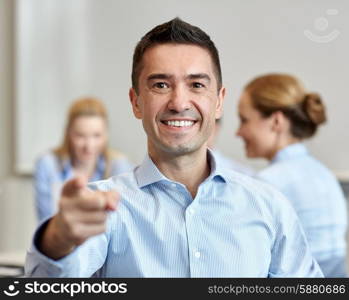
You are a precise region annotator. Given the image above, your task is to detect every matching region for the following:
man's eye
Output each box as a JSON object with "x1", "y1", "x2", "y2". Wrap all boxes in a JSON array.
[
  {"x1": 192, "y1": 82, "x2": 205, "y2": 88},
  {"x1": 153, "y1": 82, "x2": 169, "y2": 89}
]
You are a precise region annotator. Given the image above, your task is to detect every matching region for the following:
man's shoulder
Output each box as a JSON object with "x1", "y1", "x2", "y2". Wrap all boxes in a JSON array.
[
  {"x1": 222, "y1": 169, "x2": 292, "y2": 213},
  {"x1": 222, "y1": 169, "x2": 272, "y2": 194}
]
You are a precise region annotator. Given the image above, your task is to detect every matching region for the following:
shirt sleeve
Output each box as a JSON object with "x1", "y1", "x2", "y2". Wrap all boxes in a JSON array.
[
  {"x1": 25, "y1": 218, "x2": 110, "y2": 277},
  {"x1": 34, "y1": 155, "x2": 55, "y2": 223}
]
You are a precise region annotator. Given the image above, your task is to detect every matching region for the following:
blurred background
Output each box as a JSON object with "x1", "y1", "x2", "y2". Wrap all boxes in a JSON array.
[{"x1": 0, "y1": 0, "x2": 348, "y2": 269}]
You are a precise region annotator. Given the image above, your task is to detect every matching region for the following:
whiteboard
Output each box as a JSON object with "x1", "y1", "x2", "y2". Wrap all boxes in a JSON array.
[{"x1": 15, "y1": 0, "x2": 349, "y2": 178}]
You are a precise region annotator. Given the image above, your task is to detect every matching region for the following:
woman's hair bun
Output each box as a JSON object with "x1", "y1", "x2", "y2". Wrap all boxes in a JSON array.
[{"x1": 303, "y1": 93, "x2": 326, "y2": 125}]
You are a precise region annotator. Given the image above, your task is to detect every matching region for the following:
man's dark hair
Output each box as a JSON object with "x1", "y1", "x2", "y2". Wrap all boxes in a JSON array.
[{"x1": 131, "y1": 17, "x2": 222, "y2": 93}]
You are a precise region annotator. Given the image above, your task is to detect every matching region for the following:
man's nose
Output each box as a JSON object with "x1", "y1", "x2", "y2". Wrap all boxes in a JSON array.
[{"x1": 167, "y1": 85, "x2": 192, "y2": 112}]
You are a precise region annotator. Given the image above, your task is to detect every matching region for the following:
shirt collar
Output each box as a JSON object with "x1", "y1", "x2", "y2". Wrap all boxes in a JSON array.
[
  {"x1": 271, "y1": 143, "x2": 309, "y2": 163},
  {"x1": 135, "y1": 149, "x2": 227, "y2": 188}
]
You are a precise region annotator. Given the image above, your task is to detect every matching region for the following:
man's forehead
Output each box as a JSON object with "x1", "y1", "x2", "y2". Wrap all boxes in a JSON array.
[{"x1": 140, "y1": 43, "x2": 214, "y2": 75}]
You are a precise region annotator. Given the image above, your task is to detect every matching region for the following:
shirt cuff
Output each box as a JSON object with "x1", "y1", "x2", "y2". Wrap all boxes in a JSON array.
[{"x1": 24, "y1": 218, "x2": 82, "y2": 277}]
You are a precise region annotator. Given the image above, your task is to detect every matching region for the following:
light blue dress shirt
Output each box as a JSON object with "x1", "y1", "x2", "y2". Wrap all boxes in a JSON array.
[
  {"x1": 26, "y1": 150, "x2": 323, "y2": 277},
  {"x1": 257, "y1": 143, "x2": 348, "y2": 277},
  {"x1": 34, "y1": 151, "x2": 134, "y2": 223}
]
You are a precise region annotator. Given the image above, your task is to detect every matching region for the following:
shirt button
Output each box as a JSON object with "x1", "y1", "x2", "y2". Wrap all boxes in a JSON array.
[
  {"x1": 171, "y1": 183, "x2": 177, "y2": 188},
  {"x1": 194, "y1": 251, "x2": 201, "y2": 258},
  {"x1": 189, "y1": 208, "x2": 195, "y2": 215}
]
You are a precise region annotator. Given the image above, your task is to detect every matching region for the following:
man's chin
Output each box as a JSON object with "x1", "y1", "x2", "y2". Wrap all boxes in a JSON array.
[{"x1": 161, "y1": 143, "x2": 202, "y2": 156}]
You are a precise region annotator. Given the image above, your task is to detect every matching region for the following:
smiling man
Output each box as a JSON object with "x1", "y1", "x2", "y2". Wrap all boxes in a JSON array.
[
  {"x1": 129, "y1": 42, "x2": 224, "y2": 198},
  {"x1": 25, "y1": 18, "x2": 323, "y2": 277}
]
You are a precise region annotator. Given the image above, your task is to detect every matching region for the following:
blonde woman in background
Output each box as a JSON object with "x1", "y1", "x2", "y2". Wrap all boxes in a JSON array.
[
  {"x1": 34, "y1": 97, "x2": 134, "y2": 223},
  {"x1": 236, "y1": 73, "x2": 348, "y2": 277}
]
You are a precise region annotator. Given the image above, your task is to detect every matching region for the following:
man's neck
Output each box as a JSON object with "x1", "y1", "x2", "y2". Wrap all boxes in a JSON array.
[{"x1": 149, "y1": 147, "x2": 210, "y2": 199}]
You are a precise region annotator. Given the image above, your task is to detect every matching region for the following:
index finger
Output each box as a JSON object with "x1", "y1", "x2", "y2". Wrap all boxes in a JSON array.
[
  {"x1": 76, "y1": 189, "x2": 119, "y2": 211},
  {"x1": 61, "y1": 176, "x2": 88, "y2": 197}
]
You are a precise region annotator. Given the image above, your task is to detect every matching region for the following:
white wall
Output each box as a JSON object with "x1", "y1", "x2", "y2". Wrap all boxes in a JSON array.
[
  {"x1": 0, "y1": 0, "x2": 12, "y2": 180},
  {"x1": 0, "y1": 0, "x2": 37, "y2": 253}
]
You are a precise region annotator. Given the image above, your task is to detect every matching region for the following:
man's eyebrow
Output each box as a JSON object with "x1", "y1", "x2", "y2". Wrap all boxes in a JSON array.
[
  {"x1": 147, "y1": 73, "x2": 211, "y2": 82},
  {"x1": 147, "y1": 73, "x2": 173, "y2": 81},
  {"x1": 187, "y1": 73, "x2": 211, "y2": 82}
]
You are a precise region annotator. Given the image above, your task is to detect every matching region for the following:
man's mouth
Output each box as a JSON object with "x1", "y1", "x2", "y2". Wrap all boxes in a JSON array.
[{"x1": 161, "y1": 120, "x2": 196, "y2": 127}]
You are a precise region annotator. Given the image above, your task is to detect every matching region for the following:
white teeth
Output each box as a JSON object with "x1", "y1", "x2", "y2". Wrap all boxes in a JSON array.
[{"x1": 165, "y1": 120, "x2": 194, "y2": 127}]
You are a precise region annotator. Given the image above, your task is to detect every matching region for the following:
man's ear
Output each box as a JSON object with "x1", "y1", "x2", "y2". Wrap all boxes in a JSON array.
[
  {"x1": 129, "y1": 88, "x2": 142, "y2": 119},
  {"x1": 215, "y1": 86, "x2": 226, "y2": 119}
]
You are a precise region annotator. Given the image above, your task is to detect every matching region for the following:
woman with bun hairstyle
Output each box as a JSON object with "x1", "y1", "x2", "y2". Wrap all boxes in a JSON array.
[
  {"x1": 34, "y1": 97, "x2": 134, "y2": 223},
  {"x1": 236, "y1": 73, "x2": 347, "y2": 277}
]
